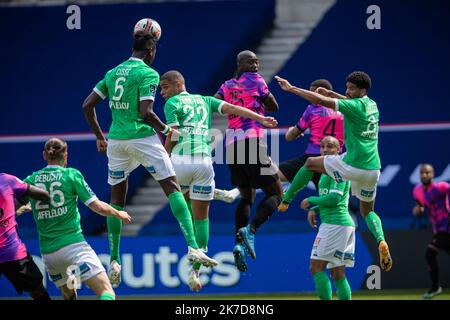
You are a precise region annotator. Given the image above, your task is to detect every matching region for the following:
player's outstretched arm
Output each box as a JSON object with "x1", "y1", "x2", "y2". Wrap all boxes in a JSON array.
[
  {"x1": 221, "y1": 103, "x2": 278, "y2": 127},
  {"x1": 82, "y1": 92, "x2": 107, "y2": 152},
  {"x1": 316, "y1": 87, "x2": 347, "y2": 100},
  {"x1": 88, "y1": 199, "x2": 132, "y2": 224},
  {"x1": 274, "y1": 76, "x2": 337, "y2": 110}
]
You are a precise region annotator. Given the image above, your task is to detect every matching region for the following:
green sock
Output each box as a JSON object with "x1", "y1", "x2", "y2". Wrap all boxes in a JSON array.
[
  {"x1": 99, "y1": 292, "x2": 115, "y2": 300},
  {"x1": 312, "y1": 271, "x2": 332, "y2": 300},
  {"x1": 334, "y1": 277, "x2": 352, "y2": 300},
  {"x1": 283, "y1": 166, "x2": 314, "y2": 203},
  {"x1": 108, "y1": 204, "x2": 123, "y2": 265},
  {"x1": 364, "y1": 211, "x2": 385, "y2": 243},
  {"x1": 192, "y1": 219, "x2": 209, "y2": 271},
  {"x1": 168, "y1": 192, "x2": 198, "y2": 249},
  {"x1": 186, "y1": 199, "x2": 193, "y2": 215}
]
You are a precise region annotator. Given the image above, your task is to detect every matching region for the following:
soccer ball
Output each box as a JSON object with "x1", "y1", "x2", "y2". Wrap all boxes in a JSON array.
[{"x1": 134, "y1": 18, "x2": 162, "y2": 41}]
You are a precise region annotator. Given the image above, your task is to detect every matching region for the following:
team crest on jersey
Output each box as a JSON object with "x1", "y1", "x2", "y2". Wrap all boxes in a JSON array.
[{"x1": 149, "y1": 84, "x2": 157, "y2": 97}]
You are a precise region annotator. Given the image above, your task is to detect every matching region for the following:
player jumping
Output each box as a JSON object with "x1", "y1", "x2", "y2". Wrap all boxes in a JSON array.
[
  {"x1": 214, "y1": 50, "x2": 283, "y2": 272},
  {"x1": 214, "y1": 78, "x2": 344, "y2": 202},
  {"x1": 275, "y1": 71, "x2": 392, "y2": 272},
  {"x1": 82, "y1": 31, "x2": 218, "y2": 287},
  {"x1": 160, "y1": 70, "x2": 277, "y2": 291}
]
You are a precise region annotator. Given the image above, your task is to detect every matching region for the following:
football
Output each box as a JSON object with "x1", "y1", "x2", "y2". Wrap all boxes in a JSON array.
[{"x1": 133, "y1": 18, "x2": 162, "y2": 41}]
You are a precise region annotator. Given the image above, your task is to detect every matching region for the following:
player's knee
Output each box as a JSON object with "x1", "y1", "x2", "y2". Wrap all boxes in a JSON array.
[
  {"x1": 309, "y1": 261, "x2": 322, "y2": 275},
  {"x1": 330, "y1": 268, "x2": 345, "y2": 281}
]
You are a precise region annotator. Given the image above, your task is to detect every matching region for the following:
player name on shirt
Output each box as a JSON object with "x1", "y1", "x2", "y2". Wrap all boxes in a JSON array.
[
  {"x1": 109, "y1": 101, "x2": 130, "y2": 110},
  {"x1": 37, "y1": 206, "x2": 68, "y2": 220},
  {"x1": 34, "y1": 172, "x2": 63, "y2": 183}
]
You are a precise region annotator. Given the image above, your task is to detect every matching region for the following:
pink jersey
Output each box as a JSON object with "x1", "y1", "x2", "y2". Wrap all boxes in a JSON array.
[
  {"x1": 0, "y1": 173, "x2": 29, "y2": 263},
  {"x1": 297, "y1": 104, "x2": 345, "y2": 154},
  {"x1": 413, "y1": 181, "x2": 450, "y2": 234},
  {"x1": 217, "y1": 72, "x2": 269, "y2": 144}
]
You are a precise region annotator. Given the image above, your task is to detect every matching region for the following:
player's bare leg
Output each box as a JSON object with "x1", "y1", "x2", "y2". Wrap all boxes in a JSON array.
[
  {"x1": 360, "y1": 200, "x2": 392, "y2": 272},
  {"x1": 107, "y1": 179, "x2": 128, "y2": 287},
  {"x1": 84, "y1": 271, "x2": 116, "y2": 300}
]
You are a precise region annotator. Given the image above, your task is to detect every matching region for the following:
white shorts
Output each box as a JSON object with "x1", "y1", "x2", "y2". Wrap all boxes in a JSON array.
[
  {"x1": 107, "y1": 135, "x2": 176, "y2": 185},
  {"x1": 171, "y1": 154, "x2": 215, "y2": 201},
  {"x1": 323, "y1": 153, "x2": 380, "y2": 202},
  {"x1": 310, "y1": 223, "x2": 356, "y2": 269},
  {"x1": 42, "y1": 242, "x2": 106, "y2": 288}
]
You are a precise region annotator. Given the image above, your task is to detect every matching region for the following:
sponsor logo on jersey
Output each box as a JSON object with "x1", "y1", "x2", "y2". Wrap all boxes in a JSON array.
[
  {"x1": 360, "y1": 189, "x2": 375, "y2": 198},
  {"x1": 333, "y1": 250, "x2": 344, "y2": 259},
  {"x1": 192, "y1": 185, "x2": 212, "y2": 195},
  {"x1": 146, "y1": 166, "x2": 156, "y2": 174},
  {"x1": 109, "y1": 170, "x2": 125, "y2": 179}
]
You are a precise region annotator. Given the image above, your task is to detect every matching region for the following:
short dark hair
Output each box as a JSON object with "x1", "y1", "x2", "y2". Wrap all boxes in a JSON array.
[
  {"x1": 161, "y1": 70, "x2": 185, "y2": 84},
  {"x1": 346, "y1": 71, "x2": 371, "y2": 90},
  {"x1": 310, "y1": 79, "x2": 333, "y2": 90},
  {"x1": 133, "y1": 30, "x2": 156, "y2": 51}
]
